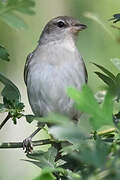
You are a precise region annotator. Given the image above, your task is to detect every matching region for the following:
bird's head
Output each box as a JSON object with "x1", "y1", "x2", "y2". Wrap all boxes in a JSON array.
[{"x1": 39, "y1": 16, "x2": 87, "y2": 44}]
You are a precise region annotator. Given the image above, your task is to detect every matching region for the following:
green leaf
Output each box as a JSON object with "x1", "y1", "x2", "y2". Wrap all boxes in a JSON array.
[
  {"x1": 0, "y1": 0, "x2": 35, "y2": 29},
  {"x1": 25, "y1": 113, "x2": 70, "y2": 126},
  {"x1": 49, "y1": 123, "x2": 89, "y2": 144},
  {"x1": 67, "y1": 85, "x2": 113, "y2": 130},
  {"x1": 25, "y1": 114, "x2": 35, "y2": 123},
  {"x1": 95, "y1": 72, "x2": 115, "y2": 88},
  {"x1": 67, "y1": 85, "x2": 100, "y2": 116},
  {"x1": 2, "y1": 85, "x2": 19, "y2": 101},
  {"x1": 0, "y1": 46, "x2": 10, "y2": 61},
  {"x1": 65, "y1": 170, "x2": 81, "y2": 180},
  {"x1": 27, "y1": 147, "x2": 57, "y2": 169},
  {"x1": 94, "y1": 63, "x2": 120, "y2": 100},
  {"x1": 75, "y1": 139, "x2": 110, "y2": 169},
  {"x1": 34, "y1": 170, "x2": 55, "y2": 180},
  {"x1": 0, "y1": 12, "x2": 27, "y2": 29},
  {"x1": 36, "y1": 113, "x2": 69, "y2": 126},
  {"x1": 93, "y1": 63, "x2": 116, "y2": 80},
  {"x1": 0, "y1": 72, "x2": 21, "y2": 102}
]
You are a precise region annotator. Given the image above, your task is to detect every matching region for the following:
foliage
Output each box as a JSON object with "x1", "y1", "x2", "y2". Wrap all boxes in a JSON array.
[
  {"x1": 0, "y1": 72, "x2": 24, "y2": 124},
  {"x1": 1, "y1": 7, "x2": 120, "y2": 180},
  {"x1": 2, "y1": 63, "x2": 120, "y2": 180},
  {"x1": 0, "y1": 0, "x2": 36, "y2": 125},
  {"x1": 17, "y1": 62, "x2": 120, "y2": 179},
  {"x1": 0, "y1": 0, "x2": 35, "y2": 29},
  {"x1": 0, "y1": 0, "x2": 36, "y2": 71},
  {"x1": 67, "y1": 86, "x2": 113, "y2": 130}
]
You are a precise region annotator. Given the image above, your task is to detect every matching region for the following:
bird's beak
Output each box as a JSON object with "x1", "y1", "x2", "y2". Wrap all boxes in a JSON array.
[
  {"x1": 70, "y1": 23, "x2": 87, "y2": 33},
  {"x1": 75, "y1": 23, "x2": 87, "y2": 30}
]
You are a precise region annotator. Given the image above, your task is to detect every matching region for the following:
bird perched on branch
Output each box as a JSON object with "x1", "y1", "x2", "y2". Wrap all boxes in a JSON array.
[{"x1": 23, "y1": 16, "x2": 88, "y2": 153}]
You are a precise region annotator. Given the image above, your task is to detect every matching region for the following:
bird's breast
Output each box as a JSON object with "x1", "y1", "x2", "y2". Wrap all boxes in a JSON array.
[
  {"x1": 27, "y1": 43, "x2": 86, "y2": 118},
  {"x1": 60, "y1": 39, "x2": 76, "y2": 52}
]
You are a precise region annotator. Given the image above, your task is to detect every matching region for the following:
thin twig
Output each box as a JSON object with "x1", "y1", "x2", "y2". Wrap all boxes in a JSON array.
[
  {"x1": 0, "y1": 139, "x2": 53, "y2": 149},
  {"x1": 0, "y1": 113, "x2": 11, "y2": 130},
  {"x1": 97, "y1": 128, "x2": 116, "y2": 136},
  {"x1": 90, "y1": 128, "x2": 117, "y2": 139}
]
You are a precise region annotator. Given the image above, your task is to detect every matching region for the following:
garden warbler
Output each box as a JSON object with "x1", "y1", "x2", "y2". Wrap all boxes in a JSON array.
[{"x1": 23, "y1": 16, "x2": 88, "y2": 152}]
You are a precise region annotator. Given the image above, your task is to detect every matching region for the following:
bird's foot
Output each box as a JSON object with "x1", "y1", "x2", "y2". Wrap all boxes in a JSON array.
[{"x1": 23, "y1": 137, "x2": 33, "y2": 153}]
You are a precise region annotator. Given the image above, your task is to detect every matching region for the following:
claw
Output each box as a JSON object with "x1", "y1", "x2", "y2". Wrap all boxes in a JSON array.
[
  {"x1": 22, "y1": 127, "x2": 41, "y2": 153},
  {"x1": 23, "y1": 137, "x2": 33, "y2": 153}
]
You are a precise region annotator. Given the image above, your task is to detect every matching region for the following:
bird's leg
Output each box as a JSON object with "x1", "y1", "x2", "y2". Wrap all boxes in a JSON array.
[{"x1": 23, "y1": 127, "x2": 41, "y2": 153}]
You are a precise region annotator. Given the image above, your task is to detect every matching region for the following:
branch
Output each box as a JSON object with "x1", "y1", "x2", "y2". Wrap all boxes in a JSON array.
[
  {"x1": 0, "y1": 128, "x2": 117, "y2": 149},
  {"x1": 0, "y1": 113, "x2": 11, "y2": 130},
  {"x1": 0, "y1": 139, "x2": 53, "y2": 149}
]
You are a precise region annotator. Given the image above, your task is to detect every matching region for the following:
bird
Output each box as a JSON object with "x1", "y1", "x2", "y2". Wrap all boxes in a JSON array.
[{"x1": 23, "y1": 16, "x2": 88, "y2": 153}]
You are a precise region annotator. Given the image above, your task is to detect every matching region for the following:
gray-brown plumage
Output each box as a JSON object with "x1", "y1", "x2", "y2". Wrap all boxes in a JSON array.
[
  {"x1": 24, "y1": 16, "x2": 87, "y2": 121},
  {"x1": 23, "y1": 16, "x2": 88, "y2": 153}
]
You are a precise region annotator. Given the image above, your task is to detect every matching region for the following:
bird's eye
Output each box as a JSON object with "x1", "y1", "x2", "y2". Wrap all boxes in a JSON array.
[{"x1": 57, "y1": 21, "x2": 65, "y2": 28}]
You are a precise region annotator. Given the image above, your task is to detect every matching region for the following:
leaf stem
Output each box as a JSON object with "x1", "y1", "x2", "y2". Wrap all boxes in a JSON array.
[{"x1": 0, "y1": 112, "x2": 11, "y2": 130}]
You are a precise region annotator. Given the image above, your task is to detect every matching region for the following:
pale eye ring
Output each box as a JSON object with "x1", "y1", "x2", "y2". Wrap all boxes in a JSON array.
[{"x1": 57, "y1": 20, "x2": 65, "y2": 28}]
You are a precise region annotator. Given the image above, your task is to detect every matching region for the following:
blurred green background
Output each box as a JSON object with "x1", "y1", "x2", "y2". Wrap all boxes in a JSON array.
[{"x1": 0, "y1": 0, "x2": 120, "y2": 179}]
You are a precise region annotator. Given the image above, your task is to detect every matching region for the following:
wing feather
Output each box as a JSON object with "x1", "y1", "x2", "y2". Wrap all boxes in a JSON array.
[{"x1": 24, "y1": 52, "x2": 34, "y2": 85}]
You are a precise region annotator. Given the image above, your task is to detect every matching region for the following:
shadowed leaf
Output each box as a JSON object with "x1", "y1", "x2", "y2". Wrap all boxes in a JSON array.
[
  {"x1": 93, "y1": 63, "x2": 115, "y2": 80},
  {"x1": 25, "y1": 114, "x2": 35, "y2": 123},
  {"x1": 0, "y1": 72, "x2": 21, "y2": 101},
  {"x1": 95, "y1": 72, "x2": 115, "y2": 87},
  {"x1": 26, "y1": 147, "x2": 57, "y2": 169}
]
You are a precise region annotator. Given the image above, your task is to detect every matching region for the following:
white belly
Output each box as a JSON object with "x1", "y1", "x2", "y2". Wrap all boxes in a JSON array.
[
  {"x1": 26, "y1": 43, "x2": 86, "y2": 119},
  {"x1": 27, "y1": 62, "x2": 85, "y2": 119}
]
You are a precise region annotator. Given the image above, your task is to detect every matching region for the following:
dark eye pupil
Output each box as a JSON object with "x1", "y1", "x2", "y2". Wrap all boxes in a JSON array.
[{"x1": 57, "y1": 21, "x2": 65, "y2": 28}]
